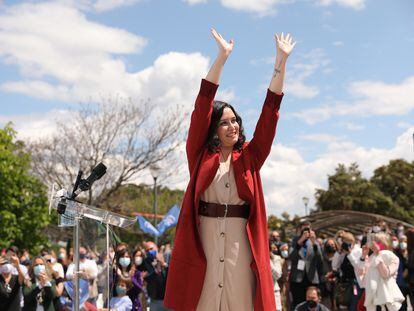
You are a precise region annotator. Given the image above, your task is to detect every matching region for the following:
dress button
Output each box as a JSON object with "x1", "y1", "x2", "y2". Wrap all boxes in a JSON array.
[
  {"x1": 218, "y1": 283, "x2": 224, "y2": 288},
  {"x1": 220, "y1": 232, "x2": 225, "y2": 237},
  {"x1": 225, "y1": 182, "x2": 230, "y2": 188},
  {"x1": 220, "y1": 257, "x2": 224, "y2": 262}
]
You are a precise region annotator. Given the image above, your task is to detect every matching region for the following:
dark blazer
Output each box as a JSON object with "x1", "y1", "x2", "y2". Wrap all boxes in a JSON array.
[
  {"x1": 289, "y1": 236, "x2": 323, "y2": 284},
  {"x1": 164, "y1": 79, "x2": 284, "y2": 311},
  {"x1": 23, "y1": 279, "x2": 57, "y2": 311}
]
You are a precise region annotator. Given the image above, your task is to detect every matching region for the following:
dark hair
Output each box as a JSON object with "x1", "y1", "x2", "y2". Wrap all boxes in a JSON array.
[
  {"x1": 115, "y1": 248, "x2": 131, "y2": 271},
  {"x1": 206, "y1": 100, "x2": 246, "y2": 153}
]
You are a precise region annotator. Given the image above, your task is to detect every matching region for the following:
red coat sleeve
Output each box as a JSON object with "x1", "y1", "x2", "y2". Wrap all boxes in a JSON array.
[
  {"x1": 246, "y1": 89, "x2": 283, "y2": 169},
  {"x1": 186, "y1": 79, "x2": 219, "y2": 173}
]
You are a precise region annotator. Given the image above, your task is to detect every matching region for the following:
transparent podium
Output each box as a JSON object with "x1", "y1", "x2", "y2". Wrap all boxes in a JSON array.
[{"x1": 49, "y1": 185, "x2": 136, "y2": 311}]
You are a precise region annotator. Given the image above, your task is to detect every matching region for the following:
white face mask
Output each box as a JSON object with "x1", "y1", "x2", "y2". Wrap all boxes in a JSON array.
[
  {"x1": 135, "y1": 256, "x2": 143, "y2": 266},
  {"x1": 392, "y1": 240, "x2": 399, "y2": 249},
  {"x1": 400, "y1": 242, "x2": 407, "y2": 250},
  {"x1": 0, "y1": 264, "x2": 13, "y2": 275}
]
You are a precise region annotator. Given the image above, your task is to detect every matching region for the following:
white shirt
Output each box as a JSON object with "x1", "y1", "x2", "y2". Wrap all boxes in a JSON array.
[
  {"x1": 66, "y1": 259, "x2": 98, "y2": 280},
  {"x1": 347, "y1": 245, "x2": 364, "y2": 288},
  {"x1": 110, "y1": 295, "x2": 133, "y2": 311}
]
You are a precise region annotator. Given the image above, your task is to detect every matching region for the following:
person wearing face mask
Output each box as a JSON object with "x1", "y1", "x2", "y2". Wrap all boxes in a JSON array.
[
  {"x1": 112, "y1": 248, "x2": 133, "y2": 304},
  {"x1": 394, "y1": 235, "x2": 410, "y2": 310},
  {"x1": 269, "y1": 240, "x2": 283, "y2": 311},
  {"x1": 277, "y1": 243, "x2": 290, "y2": 311},
  {"x1": 143, "y1": 241, "x2": 169, "y2": 311},
  {"x1": 331, "y1": 232, "x2": 365, "y2": 311},
  {"x1": 0, "y1": 255, "x2": 25, "y2": 310},
  {"x1": 109, "y1": 279, "x2": 133, "y2": 311},
  {"x1": 22, "y1": 256, "x2": 57, "y2": 311},
  {"x1": 128, "y1": 248, "x2": 146, "y2": 311},
  {"x1": 320, "y1": 238, "x2": 337, "y2": 310},
  {"x1": 294, "y1": 286, "x2": 330, "y2": 311},
  {"x1": 65, "y1": 246, "x2": 98, "y2": 305},
  {"x1": 289, "y1": 222, "x2": 324, "y2": 309},
  {"x1": 359, "y1": 232, "x2": 404, "y2": 311}
]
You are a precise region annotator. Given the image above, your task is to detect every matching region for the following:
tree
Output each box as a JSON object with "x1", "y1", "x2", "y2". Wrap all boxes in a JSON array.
[
  {"x1": 371, "y1": 159, "x2": 414, "y2": 220},
  {"x1": 27, "y1": 98, "x2": 185, "y2": 206},
  {"x1": 0, "y1": 124, "x2": 50, "y2": 253},
  {"x1": 315, "y1": 163, "x2": 395, "y2": 216}
]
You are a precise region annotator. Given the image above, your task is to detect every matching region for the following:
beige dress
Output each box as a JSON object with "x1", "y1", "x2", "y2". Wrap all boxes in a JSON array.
[{"x1": 196, "y1": 156, "x2": 256, "y2": 311}]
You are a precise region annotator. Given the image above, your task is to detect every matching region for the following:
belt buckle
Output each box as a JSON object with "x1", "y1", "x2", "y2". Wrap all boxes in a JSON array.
[{"x1": 223, "y1": 203, "x2": 228, "y2": 218}]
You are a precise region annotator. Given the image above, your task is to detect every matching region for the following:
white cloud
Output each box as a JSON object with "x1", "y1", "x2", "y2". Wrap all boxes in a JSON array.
[
  {"x1": 314, "y1": 0, "x2": 366, "y2": 10},
  {"x1": 183, "y1": 0, "x2": 208, "y2": 5},
  {"x1": 341, "y1": 122, "x2": 364, "y2": 131},
  {"x1": 219, "y1": 0, "x2": 289, "y2": 16},
  {"x1": 293, "y1": 76, "x2": 414, "y2": 124},
  {"x1": 261, "y1": 126, "x2": 414, "y2": 216},
  {"x1": 184, "y1": 0, "x2": 365, "y2": 15},
  {"x1": 0, "y1": 109, "x2": 69, "y2": 139},
  {"x1": 333, "y1": 41, "x2": 344, "y2": 46},
  {"x1": 0, "y1": 2, "x2": 210, "y2": 109},
  {"x1": 285, "y1": 48, "x2": 331, "y2": 99},
  {"x1": 397, "y1": 122, "x2": 412, "y2": 129},
  {"x1": 298, "y1": 133, "x2": 340, "y2": 143},
  {"x1": 60, "y1": 0, "x2": 141, "y2": 12},
  {"x1": 92, "y1": 0, "x2": 141, "y2": 12}
]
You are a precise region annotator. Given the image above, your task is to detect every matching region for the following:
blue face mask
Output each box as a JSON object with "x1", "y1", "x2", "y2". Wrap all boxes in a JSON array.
[
  {"x1": 119, "y1": 257, "x2": 130, "y2": 268},
  {"x1": 148, "y1": 250, "x2": 157, "y2": 259},
  {"x1": 116, "y1": 285, "x2": 127, "y2": 296},
  {"x1": 281, "y1": 250, "x2": 289, "y2": 258},
  {"x1": 34, "y1": 265, "x2": 45, "y2": 276}
]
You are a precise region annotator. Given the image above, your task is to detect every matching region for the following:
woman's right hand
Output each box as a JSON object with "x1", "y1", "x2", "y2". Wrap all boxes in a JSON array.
[
  {"x1": 211, "y1": 28, "x2": 234, "y2": 57},
  {"x1": 38, "y1": 272, "x2": 48, "y2": 286}
]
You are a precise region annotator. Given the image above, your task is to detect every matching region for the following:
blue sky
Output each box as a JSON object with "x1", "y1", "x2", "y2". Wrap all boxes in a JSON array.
[{"x1": 0, "y1": 0, "x2": 413, "y2": 216}]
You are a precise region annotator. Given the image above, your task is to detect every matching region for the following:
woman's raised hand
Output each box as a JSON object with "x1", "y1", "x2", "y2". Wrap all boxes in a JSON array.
[
  {"x1": 211, "y1": 28, "x2": 234, "y2": 57},
  {"x1": 275, "y1": 33, "x2": 296, "y2": 58}
]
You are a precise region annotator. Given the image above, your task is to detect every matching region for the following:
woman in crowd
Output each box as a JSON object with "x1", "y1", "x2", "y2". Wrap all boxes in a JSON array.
[
  {"x1": 130, "y1": 247, "x2": 146, "y2": 311},
  {"x1": 109, "y1": 278, "x2": 133, "y2": 311},
  {"x1": 23, "y1": 256, "x2": 57, "y2": 311},
  {"x1": 270, "y1": 240, "x2": 283, "y2": 311},
  {"x1": 331, "y1": 232, "x2": 362, "y2": 310},
  {"x1": 164, "y1": 28, "x2": 295, "y2": 311},
  {"x1": 0, "y1": 255, "x2": 25, "y2": 310},
  {"x1": 360, "y1": 232, "x2": 404, "y2": 311},
  {"x1": 321, "y1": 238, "x2": 337, "y2": 310}
]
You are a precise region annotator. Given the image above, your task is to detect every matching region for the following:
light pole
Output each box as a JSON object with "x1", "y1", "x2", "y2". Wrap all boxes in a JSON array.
[
  {"x1": 150, "y1": 165, "x2": 160, "y2": 246},
  {"x1": 302, "y1": 196, "x2": 309, "y2": 216}
]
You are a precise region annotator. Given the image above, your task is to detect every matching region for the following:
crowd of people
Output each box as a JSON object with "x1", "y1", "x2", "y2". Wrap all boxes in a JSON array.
[
  {"x1": 269, "y1": 220, "x2": 413, "y2": 311},
  {"x1": 1, "y1": 218, "x2": 413, "y2": 311},
  {"x1": 0, "y1": 241, "x2": 171, "y2": 311}
]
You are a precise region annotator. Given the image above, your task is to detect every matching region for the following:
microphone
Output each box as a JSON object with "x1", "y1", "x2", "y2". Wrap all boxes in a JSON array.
[{"x1": 72, "y1": 163, "x2": 107, "y2": 198}]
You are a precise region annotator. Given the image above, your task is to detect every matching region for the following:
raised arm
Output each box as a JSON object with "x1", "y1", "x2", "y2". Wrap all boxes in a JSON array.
[
  {"x1": 269, "y1": 33, "x2": 296, "y2": 94},
  {"x1": 186, "y1": 29, "x2": 234, "y2": 171},
  {"x1": 247, "y1": 33, "x2": 296, "y2": 169},
  {"x1": 205, "y1": 28, "x2": 234, "y2": 84}
]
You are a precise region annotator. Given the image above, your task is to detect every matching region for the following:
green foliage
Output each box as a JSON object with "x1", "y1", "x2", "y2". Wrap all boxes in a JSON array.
[
  {"x1": 315, "y1": 160, "x2": 414, "y2": 223},
  {"x1": 103, "y1": 184, "x2": 183, "y2": 247},
  {"x1": 0, "y1": 124, "x2": 50, "y2": 253}
]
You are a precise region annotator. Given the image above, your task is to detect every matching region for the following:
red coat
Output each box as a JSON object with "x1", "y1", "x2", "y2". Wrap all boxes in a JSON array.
[{"x1": 164, "y1": 79, "x2": 283, "y2": 311}]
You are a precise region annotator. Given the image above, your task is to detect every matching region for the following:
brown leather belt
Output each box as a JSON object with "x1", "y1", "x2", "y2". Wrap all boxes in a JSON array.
[{"x1": 198, "y1": 201, "x2": 250, "y2": 219}]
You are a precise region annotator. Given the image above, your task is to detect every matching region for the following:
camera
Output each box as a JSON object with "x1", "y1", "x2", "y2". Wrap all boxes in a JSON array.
[{"x1": 301, "y1": 227, "x2": 311, "y2": 235}]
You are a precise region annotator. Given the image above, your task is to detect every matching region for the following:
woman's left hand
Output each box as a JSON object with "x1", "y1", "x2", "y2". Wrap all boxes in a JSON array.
[{"x1": 275, "y1": 33, "x2": 296, "y2": 58}]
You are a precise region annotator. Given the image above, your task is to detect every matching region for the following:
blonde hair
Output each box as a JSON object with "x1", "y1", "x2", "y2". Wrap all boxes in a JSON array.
[
  {"x1": 372, "y1": 232, "x2": 391, "y2": 249},
  {"x1": 341, "y1": 232, "x2": 355, "y2": 244}
]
